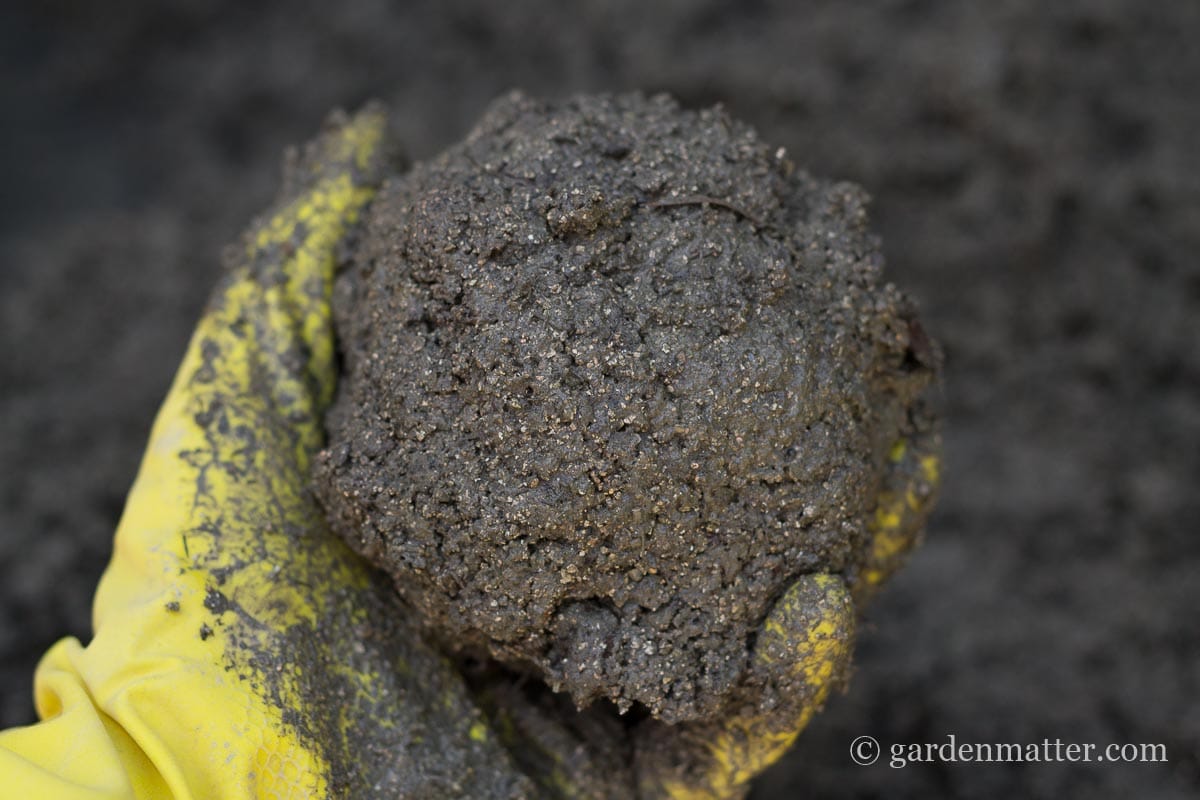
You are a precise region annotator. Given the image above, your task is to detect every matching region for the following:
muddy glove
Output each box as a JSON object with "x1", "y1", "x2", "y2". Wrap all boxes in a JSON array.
[
  {"x1": 0, "y1": 106, "x2": 537, "y2": 799},
  {"x1": 0, "y1": 106, "x2": 914, "y2": 799},
  {"x1": 467, "y1": 571, "x2": 858, "y2": 800}
]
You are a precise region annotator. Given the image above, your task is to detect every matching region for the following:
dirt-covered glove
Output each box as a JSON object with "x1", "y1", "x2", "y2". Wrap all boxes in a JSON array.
[
  {"x1": 0, "y1": 106, "x2": 541, "y2": 799},
  {"x1": 0, "y1": 106, "x2": 933, "y2": 799}
]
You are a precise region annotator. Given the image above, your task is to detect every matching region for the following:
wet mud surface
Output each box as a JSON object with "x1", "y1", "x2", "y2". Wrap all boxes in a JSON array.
[
  {"x1": 314, "y1": 91, "x2": 938, "y2": 723},
  {"x1": 3, "y1": 2, "x2": 1198, "y2": 797}
]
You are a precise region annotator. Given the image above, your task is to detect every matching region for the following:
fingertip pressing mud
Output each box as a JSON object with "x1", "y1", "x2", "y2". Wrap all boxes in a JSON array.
[{"x1": 314, "y1": 91, "x2": 940, "y2": 724}]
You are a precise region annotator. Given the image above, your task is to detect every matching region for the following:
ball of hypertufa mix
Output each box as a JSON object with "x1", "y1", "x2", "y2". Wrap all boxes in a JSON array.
[{"x1": 314, "y1": 91, "x2": 940, "y2": 724}]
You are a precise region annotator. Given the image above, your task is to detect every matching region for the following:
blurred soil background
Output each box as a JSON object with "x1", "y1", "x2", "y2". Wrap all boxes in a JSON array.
[{"x1": 1, "y1": 2, "x2": 1197, "y2": 797}]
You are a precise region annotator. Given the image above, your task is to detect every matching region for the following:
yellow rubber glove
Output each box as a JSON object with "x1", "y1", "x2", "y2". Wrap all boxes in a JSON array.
[
  {"x1": 0, "y1": 106, "x2": 536, "y2": 799},
  {"x1": 0, "y1": 105, "x2": 936, "y2": 799}
]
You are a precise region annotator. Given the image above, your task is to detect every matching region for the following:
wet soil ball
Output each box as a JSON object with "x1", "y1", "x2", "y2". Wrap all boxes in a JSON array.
[{"x1": 314, "y1": 92, "x2": 939, "y2": 724}]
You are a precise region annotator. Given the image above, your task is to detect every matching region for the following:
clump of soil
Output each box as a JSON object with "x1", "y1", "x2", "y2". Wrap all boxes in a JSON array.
[{"x1": 314, "y1": 91, "x2": 938, "y2": 723}]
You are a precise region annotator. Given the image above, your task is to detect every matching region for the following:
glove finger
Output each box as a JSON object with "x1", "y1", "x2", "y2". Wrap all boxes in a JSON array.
[
  {"x1": 635, "y1": 573, "x2": 855, "y2": 800},
  {"x1": 852, "y1": 433, "x2": 940, "y2": 599}
]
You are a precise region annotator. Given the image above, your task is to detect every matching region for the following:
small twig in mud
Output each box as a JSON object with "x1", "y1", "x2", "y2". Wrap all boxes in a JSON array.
[{"x1": 647, "y1": 194, "x2": 765, "y2": 228}]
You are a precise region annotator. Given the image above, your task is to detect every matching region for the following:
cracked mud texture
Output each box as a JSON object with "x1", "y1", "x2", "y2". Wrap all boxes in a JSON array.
[{"x1": 314, "y1": 92, "x2": 938, "y2": 723}]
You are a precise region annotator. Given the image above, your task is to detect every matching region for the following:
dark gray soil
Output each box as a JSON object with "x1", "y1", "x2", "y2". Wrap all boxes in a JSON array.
[
  {"x1": 3, "y1": 2, "x2": 1197, "y2": 798},
  {"x1": 314, "y1": 92, "x2": 938, "y2": 723}
]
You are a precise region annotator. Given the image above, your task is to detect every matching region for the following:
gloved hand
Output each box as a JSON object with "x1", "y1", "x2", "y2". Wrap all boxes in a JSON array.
[{"x1": 0, "y1": 106, "x2": 933, "y2": 799}]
